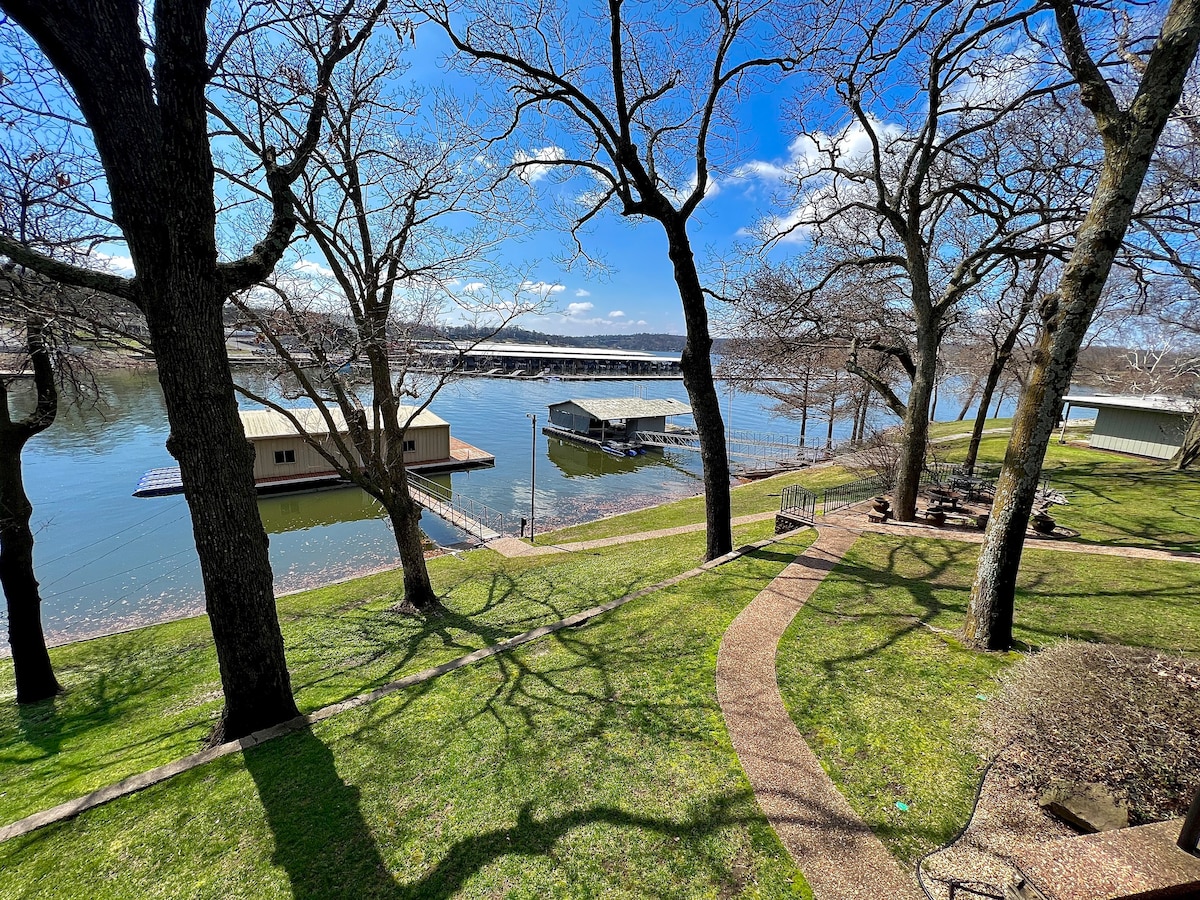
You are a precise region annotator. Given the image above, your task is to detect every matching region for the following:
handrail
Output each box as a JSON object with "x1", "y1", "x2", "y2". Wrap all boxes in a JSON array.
[{"x1": 406, "y1": 470, "x2": 505, "y2": 541}]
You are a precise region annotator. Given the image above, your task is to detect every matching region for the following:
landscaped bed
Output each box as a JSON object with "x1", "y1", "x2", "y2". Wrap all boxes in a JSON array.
[
  {"x1": 0, "y1": 526, "x2": 814, "y2": 899},
  {"x1": 775, "y1": 533, "x2": 1200, "y2": 864}
]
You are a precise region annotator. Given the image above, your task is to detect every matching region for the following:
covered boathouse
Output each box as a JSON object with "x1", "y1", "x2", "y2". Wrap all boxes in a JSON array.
[
  {"x1": 240, "y1": 406, "x2": 492, "y2": 490},
  {"x1": 545, "y1": 397, "x2": 693, "y2": 452}
]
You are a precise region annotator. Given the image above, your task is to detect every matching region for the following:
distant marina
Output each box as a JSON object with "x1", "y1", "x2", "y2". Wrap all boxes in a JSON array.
[{"x1": 226, "y1": 335, "x2": 685, "y2": 379}]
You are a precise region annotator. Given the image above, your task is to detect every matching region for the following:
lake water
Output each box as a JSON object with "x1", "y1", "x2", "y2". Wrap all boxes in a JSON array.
[{"x1": 10, "y1": 367, "x2": 1011, "y2": 647}]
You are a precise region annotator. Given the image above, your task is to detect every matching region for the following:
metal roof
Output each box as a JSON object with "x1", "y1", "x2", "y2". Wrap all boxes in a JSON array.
[
  {"x1": 1062, "y1": 394, "x2": 1195, "y2": 415},
  {"x1": 416, "y1": 340, "x2": 681, "y2": 363},
  {"x1": 548, "y1": 397, "x2": 693, "y2": 420},
  {"x1": 239, "y1": 405, "x2": 448, "y2": 440}
]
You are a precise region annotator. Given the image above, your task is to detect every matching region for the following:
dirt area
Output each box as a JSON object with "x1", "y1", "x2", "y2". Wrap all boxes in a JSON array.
[{"x1": 919, "y1": 643, "x2": 1200, "y2": 899}]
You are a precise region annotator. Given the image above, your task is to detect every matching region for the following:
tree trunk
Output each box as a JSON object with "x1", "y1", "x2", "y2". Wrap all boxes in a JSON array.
[
  {"x1": 151, "y1": 295, "x2": 299, "y2": 738},
  {"x1": 965, "y1": 0, "x2": 1200, "y2": 649},
  {"x1": 956, "y1": 379, "x2": 979, "y2": 421},
  {"x1": 964, "y1": 348, "x2": 1013, "y2": 474},
  {"x1": 0, "y1": 434, "x2": 60, "y2": 704},
  {"x1": 1173, "y1": 414, "x2": 1200, "y2": 470},
  {"x1": 664, "y1": 218, "x2": 731, "y2": 560},
  {"x1": 383, "y1": 482, "x2": 441, "y2": 613},
  {"x1": 799, "y1": 371, "x2": 810, "y2": 447},
  {"x1": 856, "y1": 387, "x2": 870, "y2": 442},
  {"x1": 893, "y1": 333, "x2": 938, "y2": 520},
  {"x1": 367, "y1": 330, "x2": 440, "y2": 612}
]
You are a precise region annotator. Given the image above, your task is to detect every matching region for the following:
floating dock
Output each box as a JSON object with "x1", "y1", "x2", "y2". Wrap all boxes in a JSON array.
[{"x1": 133, "y1": 467, "x2": 185, "y2": 498}]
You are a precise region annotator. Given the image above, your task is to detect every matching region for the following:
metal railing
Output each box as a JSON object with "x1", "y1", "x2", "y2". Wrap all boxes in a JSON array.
[
  {"x1": 407, "y1": 470, "x2": 505, "y2": 542},
  {"x1": 822, "y1": 475, "x2": 889, "y2": 513},
  {"x1": 632, "y1": 429, "x2": 854, "y2": 468},
  {"x1": 780, "y1": 485, "x2": 817, "y2": 524}
]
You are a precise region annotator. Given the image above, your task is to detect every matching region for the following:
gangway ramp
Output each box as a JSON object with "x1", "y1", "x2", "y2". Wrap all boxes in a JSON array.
[
  {"x1": 407, "y1": 471, "x2": 504, "y2": 543},
  {"x1": 632, "y1": 429, "x2": 833, "y2": 468}
]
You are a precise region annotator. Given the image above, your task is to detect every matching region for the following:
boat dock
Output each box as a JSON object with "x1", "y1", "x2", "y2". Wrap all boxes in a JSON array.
[{"x1": 405, "y1": 471, "x2": 503, "y2": 543}]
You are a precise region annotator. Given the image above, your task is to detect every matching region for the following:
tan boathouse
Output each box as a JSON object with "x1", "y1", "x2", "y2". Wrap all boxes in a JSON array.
[{"x1": 239, "y1": 406, "x2": 482, "y2": 489}]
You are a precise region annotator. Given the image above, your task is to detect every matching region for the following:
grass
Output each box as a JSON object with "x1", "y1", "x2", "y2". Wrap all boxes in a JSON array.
[
  {"x1": 543, "y1": 465, "x2": 855, "y2": 543},
  {"x1": 936, "y1": 432, "x2": 1200, "y2": 553},
  {"x1": 0, "y1": 527, "x2": 815, "y2": 899},
  {"x1": 775, "y1": 533, "x2": 1200, "y2": 863},
  {"x1": 0, "y1": 521, "x2": 775, "y2": 827},
  {"x1": 926, "y1": 417, "x2": 1012, "y2": 440}
]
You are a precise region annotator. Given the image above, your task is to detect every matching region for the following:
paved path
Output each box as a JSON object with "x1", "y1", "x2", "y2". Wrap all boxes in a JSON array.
[
  {"x1": 852, "y1": 517, "x2": 1200, "y2": 564},
  {"x1": 486, "y1": 510, "x2": 778, "y2": 558},
  {"x1": 717, "y1": 521, "x2": 925, "y2": 900}
]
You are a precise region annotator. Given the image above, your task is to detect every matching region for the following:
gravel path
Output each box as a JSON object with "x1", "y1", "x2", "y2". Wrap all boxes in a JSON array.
[{"x1": 717, "y1": 521, "x2": 925, "y2": 900}]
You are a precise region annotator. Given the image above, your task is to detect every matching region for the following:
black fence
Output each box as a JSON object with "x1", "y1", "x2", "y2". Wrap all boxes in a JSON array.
[
  {"x1": 780, "y1": 485, "x2": 817, "y2": 524},
  {"x1": 822, "y1": 475, "x2": 889, "y2": 513}
]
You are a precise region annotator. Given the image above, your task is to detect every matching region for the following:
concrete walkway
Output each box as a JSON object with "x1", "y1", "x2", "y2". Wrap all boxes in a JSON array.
[
  {"x1": 853, "y1": 516, "x2": 1200, "y2": 564},
  {"x1": 485, "y1": 510, "x2": 778, "y2": 558},
  {"x1": 717, "y1": 521, "x2": 925, "y2": 900}
]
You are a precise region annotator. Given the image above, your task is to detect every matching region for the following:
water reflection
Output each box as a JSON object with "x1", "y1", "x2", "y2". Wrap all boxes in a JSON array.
[
  {"x1": 258, "y1": 487, "x2": 387, "y2": 534},
  {"x1": 545, "y1": 436, "x2": 691, "y2": 480}
]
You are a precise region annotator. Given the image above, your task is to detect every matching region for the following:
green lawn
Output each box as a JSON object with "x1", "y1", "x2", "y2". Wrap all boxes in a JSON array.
[
  {"x1": 926, "y1": 417, "x2": 1012, "y2": 440},
  {"x1": 937, "y1": 433, "x2": 1200, "y2": 553},
  {"x1": 0, "y1": 527, "x2": 815, "y2": 900},
  {"x1": 543, "y1": 465, "x2": 855, "y2": 543},
  {"x1": 0, "y1": 522, "x2": 775, "y2": 827},
  {"x1": 776, "y1": 533, "x2": 1200, "y2": 863}
]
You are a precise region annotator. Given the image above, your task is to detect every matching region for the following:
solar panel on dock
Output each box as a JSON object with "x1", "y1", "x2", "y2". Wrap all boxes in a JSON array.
[{"x1": 134, "y1": 467, "x2": 184, "y2": 498}]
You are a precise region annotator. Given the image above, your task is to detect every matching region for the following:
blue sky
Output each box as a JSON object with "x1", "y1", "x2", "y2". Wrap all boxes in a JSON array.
[{"x1": 391, "y1": 17, "x2": 808, "y2": 338}]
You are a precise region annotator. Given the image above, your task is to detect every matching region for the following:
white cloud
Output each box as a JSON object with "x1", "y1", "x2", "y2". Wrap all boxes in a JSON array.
[
  {"x1": 609, "y1": 310, "x2": 626, "y2": 318},
  {"x1": 741, "y1": 118, "x2": 909, "y2": 245},
  {"x1": 292, "y1": 258, "x2": 335, "y2": 278},
  {"x1": 513, "y1": 145, "x2": 566, "y2": 183},
  {"x1": 91, "y1": 251, "x2": 135, "y2": 273},
  {"x1": 519, "y1": 280, "x2": 566, "y2": 298},
  {"x1": 635, "y1": 320, "x2": 648, "y2": 325},
  {"x1": 566, "y1": 301, "x2": 594, "y2": 315},
  {"x1": 461, "y1": 282, "x2": 487, "y2": 293},
  {"x1": 574, "y1": 288, "x2": 591, "y2": 297}
]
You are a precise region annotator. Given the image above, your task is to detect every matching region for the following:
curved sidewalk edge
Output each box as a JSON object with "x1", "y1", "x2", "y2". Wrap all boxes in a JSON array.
[{"x1": 717, "y1": 523, "x2": 925, "y2": 900}]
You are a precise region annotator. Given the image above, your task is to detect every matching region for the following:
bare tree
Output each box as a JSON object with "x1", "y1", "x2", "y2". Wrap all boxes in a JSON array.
[
  {"x1": 0, "y1": 0, "x2": 382, "y2": 739},
  {"x1": 0, "y1": 307, "x2": 59, "y2": 703},
  {"x1": 218, "y1": 32, "x2": 531, "y2": 613},
  {"x1": 762, "y1": 0, "x2": 1085, "y2": 520},
  {"x1": 965, "y1": 0, "x2": 1200, "y2": 651},
  {"x1": 419, "y1": 0, "x2": 812, "y2": 560},
  {"x1": 953, "y1": 256, "x2": 1051, "y2": 472}
]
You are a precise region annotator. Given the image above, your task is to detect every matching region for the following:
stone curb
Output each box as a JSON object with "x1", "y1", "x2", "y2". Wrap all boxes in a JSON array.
[{"x1": 0, "y1": 526, "x2": 811, "y2": 846}]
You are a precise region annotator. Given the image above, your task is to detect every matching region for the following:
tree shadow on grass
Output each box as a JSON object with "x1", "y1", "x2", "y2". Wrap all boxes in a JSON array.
[
  {"x1": 246, "y1": 727, "x2": 765, "y2": 900},
  {"x1": 14, "y1": 696, "x2": 63, "y2": 756},
  {"x1": 398, "y1": 792, "x2": 760, "y2": 900},
  {"x1": 244, "y1": 728, "x2": 398, "y2": 900}
]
